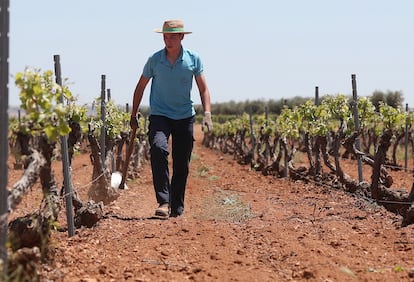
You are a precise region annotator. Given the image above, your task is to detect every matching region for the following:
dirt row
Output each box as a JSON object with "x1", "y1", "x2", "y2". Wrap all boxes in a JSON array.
[{"x1": 7, "y1": 126, "x2": 414, "y2": 281}]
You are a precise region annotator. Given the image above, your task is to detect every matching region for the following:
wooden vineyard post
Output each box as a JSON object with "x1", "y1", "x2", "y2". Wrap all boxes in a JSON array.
[
  {"x1": 314, "y1": 86, "x2": 319, "y2": 106},
  {"x1": 107, "y1": 88, "x2": 111, "y2": 101},
  {"x1": 106, "y1": 89, "x2": 116, "y2": 171},
  {"x1": 100, "y1": 75, "x2": 106, "y2": 168},
  {"x1": 0, "y1": 0, "x2": 9, "y2": 269},
  {"x1": 264, "y1": 106, "x2": 269, "y2": 164},
  {"x1": 248, "y1": 106, "x2": 256, "y2": 165},
  {"x1": 351, "y1": 74, "x2": 363, "y2": 183},
  {"x1": 53, "y1": 55, "x2": 75, "y2": 237},
  {"x1": 404, "y1": 103, "x2": 409, "y2": 172}
]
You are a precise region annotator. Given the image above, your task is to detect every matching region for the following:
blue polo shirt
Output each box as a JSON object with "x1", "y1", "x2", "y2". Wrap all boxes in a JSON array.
[{"x1": 142, "y1": 47, "x2": 204, "y2": 120}]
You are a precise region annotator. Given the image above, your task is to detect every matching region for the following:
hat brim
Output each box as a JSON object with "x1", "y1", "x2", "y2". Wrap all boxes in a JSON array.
[{"x1": 154, "y1": 28, "x2": 192, "y2": 34}]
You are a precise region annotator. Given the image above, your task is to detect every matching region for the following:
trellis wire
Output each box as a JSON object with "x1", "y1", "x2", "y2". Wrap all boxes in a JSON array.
[{"x1": 0, "y1": 0, "x2": 9, "y2": 268}]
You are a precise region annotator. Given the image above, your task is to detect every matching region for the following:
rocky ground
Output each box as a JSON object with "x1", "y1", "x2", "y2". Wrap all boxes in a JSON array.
[{"x1": 7, "y1": 126, "x2": 414, "y2": 281}]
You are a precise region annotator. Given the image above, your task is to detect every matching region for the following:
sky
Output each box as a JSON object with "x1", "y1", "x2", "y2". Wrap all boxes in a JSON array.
[{"x1": 7, "y1": 0, "x2": 414, "y2": 110}]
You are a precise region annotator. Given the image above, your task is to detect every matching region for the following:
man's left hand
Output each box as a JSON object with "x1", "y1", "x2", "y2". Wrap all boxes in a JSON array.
[{"x1": 202, "y1": 112, "x2": 213, "y2": 132}]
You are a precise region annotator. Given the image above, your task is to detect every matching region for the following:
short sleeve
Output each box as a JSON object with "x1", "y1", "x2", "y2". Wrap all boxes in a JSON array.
[
  {"x1": 193, "y1": 54, "x2": 204, "y2": 77},
  {"x1": 142, "y1": 56, "x2": 153, "y2": 79}
]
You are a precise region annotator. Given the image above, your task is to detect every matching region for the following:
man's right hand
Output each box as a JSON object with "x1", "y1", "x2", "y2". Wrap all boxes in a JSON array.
[{"x1": 129, "y1": 115, "x2": 139, "y2": 129}]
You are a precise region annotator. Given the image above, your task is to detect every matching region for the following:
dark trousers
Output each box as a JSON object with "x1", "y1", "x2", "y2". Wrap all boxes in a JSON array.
[{"x1": 148, "y1": 115, "x2": 195, "y2": 215}]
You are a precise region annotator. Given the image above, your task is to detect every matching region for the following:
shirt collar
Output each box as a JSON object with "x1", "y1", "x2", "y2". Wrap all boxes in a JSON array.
[{"x1": 161, "y1": 46, "x2": 184, "y2": 63}]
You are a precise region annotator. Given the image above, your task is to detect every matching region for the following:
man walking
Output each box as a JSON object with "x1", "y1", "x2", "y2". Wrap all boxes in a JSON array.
[{"x1": 129, "y1": 19, "x2": 213, "y2": 218}]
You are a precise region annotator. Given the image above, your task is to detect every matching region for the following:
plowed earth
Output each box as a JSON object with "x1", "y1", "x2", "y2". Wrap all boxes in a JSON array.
[{"x1": 7, "y1": 126, "x2": 414, "y2": 282}]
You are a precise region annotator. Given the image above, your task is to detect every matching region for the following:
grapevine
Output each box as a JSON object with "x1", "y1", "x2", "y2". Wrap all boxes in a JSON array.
[{"x1": 202, "y1": 96, "x2": 414, "y2": 226}]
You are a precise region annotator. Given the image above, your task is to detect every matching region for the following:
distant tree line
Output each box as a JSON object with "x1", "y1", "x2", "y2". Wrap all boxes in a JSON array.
[
  {"x1": 192, "y1": 90, "x2": 405, "y2": 116},
  {"x1": 134, "y1": 90, "x2": 404, "y2": 118}
]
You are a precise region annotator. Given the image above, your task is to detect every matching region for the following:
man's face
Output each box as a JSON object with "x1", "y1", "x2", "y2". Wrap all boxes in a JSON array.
[{"x1": 163, "y1": 33, "x2": 184, "y2": 49}]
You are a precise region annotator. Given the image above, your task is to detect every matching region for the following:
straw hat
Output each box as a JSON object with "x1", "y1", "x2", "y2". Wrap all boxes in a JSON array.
[{"x1": 154, "y1": 19, "x2": 192, "y2": 34}]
